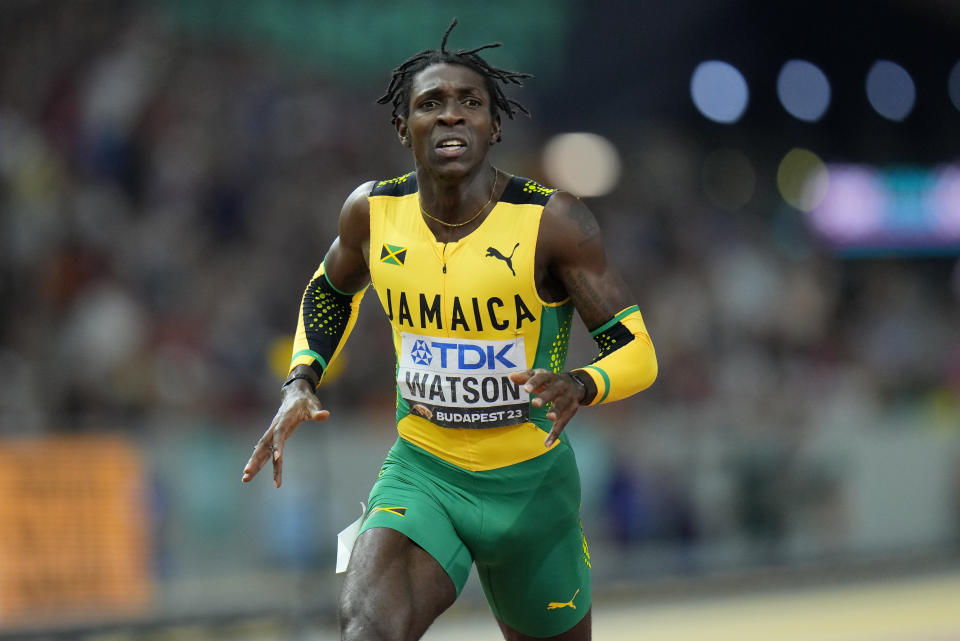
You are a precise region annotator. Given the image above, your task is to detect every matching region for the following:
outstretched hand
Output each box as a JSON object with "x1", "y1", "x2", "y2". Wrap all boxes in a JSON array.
[
  {"x1": 510, "y1": 369, "x2": 585, "y2": 448},
  {"x1": 242, "y1": 381, "x2": 330, "y2": 488}
]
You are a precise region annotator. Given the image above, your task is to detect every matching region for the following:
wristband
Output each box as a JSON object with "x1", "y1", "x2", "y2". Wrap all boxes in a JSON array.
[
  {"x1": 281, "y1": 373, "x2": 319, "y2": 396},
  {"x1": 568, "y1": 372, "x2": 589, "y2": 405}
]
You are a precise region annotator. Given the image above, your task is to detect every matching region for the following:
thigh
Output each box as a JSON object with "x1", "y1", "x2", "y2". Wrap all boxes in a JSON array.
[
  {"x1": 340, "y1": 527, "x2": 457, "y2": 641},
  {"x1": 359, "y1": 457, "x2": 474, "y2": 593},
  {"x1": 475, "y1": 447, "x2": 591, "y2": 638},
  {"x1": 478, "y1": 518, "x2": 591, "y2": 639}
]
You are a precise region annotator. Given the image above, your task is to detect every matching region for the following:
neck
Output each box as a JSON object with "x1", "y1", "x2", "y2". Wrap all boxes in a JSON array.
[{"x1": 417, "y1": 164, "x2": 497, "y2": 224}]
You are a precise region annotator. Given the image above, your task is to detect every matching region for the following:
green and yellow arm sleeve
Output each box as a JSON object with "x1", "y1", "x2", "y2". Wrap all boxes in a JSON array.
[
  {"x1": 288, "y1": 257, "x2": 367, "y2": 383},
  {"x1": 573, "y1": 305, "x2": 657, "y2": 405}
]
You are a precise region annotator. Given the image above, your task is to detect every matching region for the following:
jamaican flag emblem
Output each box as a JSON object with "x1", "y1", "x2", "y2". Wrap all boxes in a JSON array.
[{"x1": 380, "y1": 244, "x2": 407, "y2": 266}]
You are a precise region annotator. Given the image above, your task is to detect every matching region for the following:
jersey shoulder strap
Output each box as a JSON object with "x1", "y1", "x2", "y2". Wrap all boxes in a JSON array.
[
  {"x1": 370, "y1": 172, "x2": 419, "y2": 197},
  {"x1": 499, "y1": 176, "x2": 558, "y2": 206}
]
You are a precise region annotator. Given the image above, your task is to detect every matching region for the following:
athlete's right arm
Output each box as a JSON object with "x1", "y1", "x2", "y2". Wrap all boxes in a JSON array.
[
  {"x1": 287, "y1": 181, "x2": 374, "y2": 384},
  {"x1": 242, "y1": 182, "x2": 374, "y2": 488}
]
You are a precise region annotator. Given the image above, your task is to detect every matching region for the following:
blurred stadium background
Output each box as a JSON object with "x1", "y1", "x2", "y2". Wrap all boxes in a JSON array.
[{"x1": 1, "y1": 0, "x2": 959, "y2": 639}]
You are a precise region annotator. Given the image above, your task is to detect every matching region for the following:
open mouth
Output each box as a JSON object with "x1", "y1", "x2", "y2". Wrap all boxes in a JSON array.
[{"x1": 436, "y1": 137, "x2": 468, "y2": 157}]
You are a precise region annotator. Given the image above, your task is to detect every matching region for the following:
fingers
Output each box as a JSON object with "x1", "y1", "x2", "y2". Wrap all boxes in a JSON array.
[
  {"x1": 519, "y1": 369, "x2": 577, "y2": 402},
  {"x1": 242, "y1": 406, "x2": 290, "y2": 484},
  {"x1": 514, "y1": 369, "x2": 584, "y2": 448},
  {"x1": 517, "y1": 368, "x2": 552, "y2": 401},
  {"x1": 509, "y1": 370, "x2": 534, "y2": 385},
  {"x1": 544, "y1": 395, "x2": 579, "y2": 446},
  {"x1": 544, "y1": 415, "x2": 569, "y2": 448},
  {"x1": 520, "y1": 369, "x2": 571, "y2": 407},
  {"x1": 272, "y1": 444, "x2": 283, "y2": 488},
  {"x1": 242, "y1": 423, "x2": 276, "y2": 483},
  {"x1": 272, "y1": 423, "x2": 285, "y2": 462},
  {"x1": 267, "y1": 412, "x2": 302, "y2": 489},
  {"x1": 270, "y1": 426, "x2": 282, "y2": 488},
  {"x1": 270, "y1": 417, "x2": 293, "y2": 488},
  {"x1": 243, "y1": 395, "x2": 328, "y2": 486}
]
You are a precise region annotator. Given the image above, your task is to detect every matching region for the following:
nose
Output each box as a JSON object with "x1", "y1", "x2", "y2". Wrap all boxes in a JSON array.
[{"x1": 437, "y1": 99, "x2": 465, "y2": 125}]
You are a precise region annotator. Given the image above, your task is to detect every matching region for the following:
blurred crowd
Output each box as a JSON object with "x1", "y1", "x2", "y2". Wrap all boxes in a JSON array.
[
  {"x1": 1, "y1": 2, "x2": 407, "y2": 434},
  {"x1": 2, "y1": 1, "x2": 959, "y2": 584}
]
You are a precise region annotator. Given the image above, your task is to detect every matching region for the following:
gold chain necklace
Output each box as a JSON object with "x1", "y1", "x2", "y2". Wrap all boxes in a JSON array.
[{"x1": 419, "y1": 168, "x2": 499, "y2": 228}]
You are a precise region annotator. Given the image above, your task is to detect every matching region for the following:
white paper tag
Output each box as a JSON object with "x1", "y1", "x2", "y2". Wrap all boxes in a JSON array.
[{"x1": 335, "y1": 502, "x2": 366, "y2": 574}]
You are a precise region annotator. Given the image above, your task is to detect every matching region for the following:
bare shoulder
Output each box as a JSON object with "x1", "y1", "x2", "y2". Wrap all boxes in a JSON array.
[
  {"x1": 338, "y1": 181, "x2": 377, "y2": 243},
  {"x1": 540, "y1": 190, "x2": 603, "y2": 264},
  {"x1": 537, "y1": 190, "x2": 633, "y2": 328},
  {"x1": 323, "y1": 181, "x2": 376, "y2": 292}
]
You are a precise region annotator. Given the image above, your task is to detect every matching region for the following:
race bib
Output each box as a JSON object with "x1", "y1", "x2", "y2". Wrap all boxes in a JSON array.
[{"x1": 398, "y1": 333, "x2": 529, "y2": 429}]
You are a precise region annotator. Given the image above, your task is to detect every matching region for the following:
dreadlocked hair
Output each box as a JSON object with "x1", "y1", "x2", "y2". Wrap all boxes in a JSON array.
[{"x1": 377, "y1": 18, "x2": 532, "y2": 125}]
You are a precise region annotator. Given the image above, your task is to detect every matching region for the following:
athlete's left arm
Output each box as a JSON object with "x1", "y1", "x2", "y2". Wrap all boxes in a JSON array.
[{"x1": 510, "y1": 192, "x2": 657, "y2": 446}]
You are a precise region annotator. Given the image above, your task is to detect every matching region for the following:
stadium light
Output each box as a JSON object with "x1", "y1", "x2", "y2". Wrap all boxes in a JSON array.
[
  {"x1": 777, "y1": 148, "x2": 829, "y2": 212},
  {"x1": 690, "y1": 60, "x2": 749, "y2": 124},
  {"x1": 542, "y1": 132, "x2": 622, "y2": 197},
  {"x1": 866, "y1": 60, "x2": 916, "y2": 121},
  {"x1": 948, "y1": 60, "x2": 960, "y2": 112},
  {"x1": 777, "y1": 60, "x2": 831, "y2": 122}
]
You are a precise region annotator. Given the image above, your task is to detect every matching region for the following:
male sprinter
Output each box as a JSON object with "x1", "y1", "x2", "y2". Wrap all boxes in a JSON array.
[{"x1": 242, "y1": 20, "x2": 657, "y2": 641}]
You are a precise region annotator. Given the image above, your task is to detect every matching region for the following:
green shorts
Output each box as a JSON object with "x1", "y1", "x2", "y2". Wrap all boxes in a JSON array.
[{"x1": 357, "y1": 437, "x2": 591, "y2": 638}]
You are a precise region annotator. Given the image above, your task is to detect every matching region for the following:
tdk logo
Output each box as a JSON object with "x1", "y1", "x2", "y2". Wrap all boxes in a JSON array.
[
  {"x1": 410, "y1": 339, "x2": 433, "y2": 366},
  {"x1": 409, "y1": 341, "x2": 518, "y2": 370}
]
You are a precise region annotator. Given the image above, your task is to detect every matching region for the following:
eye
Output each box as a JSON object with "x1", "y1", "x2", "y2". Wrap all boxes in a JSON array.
[
  {"x1": 463, "y1": 97, "x2": 483, "y2": 108},
  {"x1": 417, "y1": 99, "x2": 439, "y2": 111}
]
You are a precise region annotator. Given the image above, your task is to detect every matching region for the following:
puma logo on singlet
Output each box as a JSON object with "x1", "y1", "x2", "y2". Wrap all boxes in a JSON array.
[
  {"x1": 485, "y1": 243, "x2": 520, "y2": 276},
  {"x1": 547, "y1": 588, "x2": 580, "y2": 610}
]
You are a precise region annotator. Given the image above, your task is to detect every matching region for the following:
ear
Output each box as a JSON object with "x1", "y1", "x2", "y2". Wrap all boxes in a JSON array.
[
  {"x1": 490, "y1": 113, "x2": 502, "y2": 145},
  {"x1": 395, "y1": 116, "x2": 411, "y2": 148}
]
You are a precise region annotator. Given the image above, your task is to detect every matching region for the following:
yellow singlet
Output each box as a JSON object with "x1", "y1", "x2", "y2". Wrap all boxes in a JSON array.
[{"x1": 368, "y1": 172, "x2": 573, "y2": 471}]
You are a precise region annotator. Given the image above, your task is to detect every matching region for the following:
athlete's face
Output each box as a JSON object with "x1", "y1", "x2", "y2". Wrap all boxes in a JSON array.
[{"x1": 397, "y1": 63, "x2": 501, "y2": 178}]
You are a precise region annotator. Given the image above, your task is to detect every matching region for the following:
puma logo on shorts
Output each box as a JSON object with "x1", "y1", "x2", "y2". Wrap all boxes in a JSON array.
[{"x1": 547, "y1": 588, "x2": 580, "y2": 610}]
